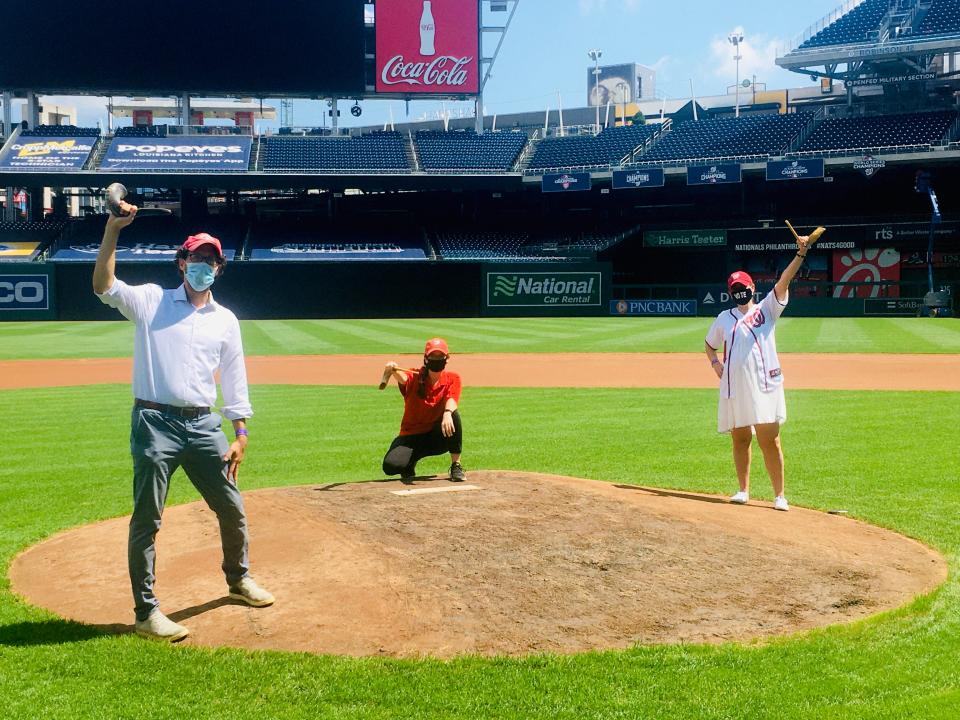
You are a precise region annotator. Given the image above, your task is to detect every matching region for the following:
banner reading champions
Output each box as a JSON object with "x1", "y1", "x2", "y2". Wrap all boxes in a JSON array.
[
  {"x1": 482, "y1": 263, "x2": 610, "y2": 317},
  {"x1": 375, "y1": 0, "x2": 479, "y2": 95},
  {"x1": 0, "y1": 136, "x2": 96, "y2": 171},
  {"x1": 766, "y1": 158, "x2": 825, "y2": 182},
  {"x1": 541, "y1": 172, "x2": 592, "y2": 193},
  {"x1": 686, "y1": 163, "x2": 741, "y2": 186},
  {"x1": 612, "y1": 168, "x2": 664, "y2": 190},
  {"x1": 101, "y1": 138, "x2": 252, "y2": 171}
]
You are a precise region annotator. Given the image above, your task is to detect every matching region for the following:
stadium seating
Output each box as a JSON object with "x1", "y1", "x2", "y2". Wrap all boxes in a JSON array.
[
  {"x1": 637, "y1": 113, "x2": 809, "y2": 163},
  {"x1": 433, "y1": 229, "x2": 533, "y2": 259},
  {"x1": 261, "y1": 132, "x2": 409, "y2": 171},
  {"x1": 526, "y1": 125, "x2": 657, "y2": 170},
  {"x1": 248, "y1": 216, "x2": 426, "y2": 260},
  {"x1": 798, "y1": 0, "x2": 890, "y2": 48},
  {"x1": 115, "y1": 125, "x2": 169, "y2": 137},
  {"x1": 19, "y1": 125, "x2": 100, "y2": 137},
  {"x1": 918, "y1": 0, "x2": 960, "y2": 35},
  {"x1": 0, "y1": 220, "x2": 67, "y2": 262},
  {"x1": 415, "y1": 130, "x2": 528, "y2": 170},
  {"x1": 798, "y1": 110, "x2": 957, "y2": 152}
]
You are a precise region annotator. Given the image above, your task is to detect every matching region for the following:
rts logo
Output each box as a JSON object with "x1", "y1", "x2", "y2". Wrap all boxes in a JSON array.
[{"x1": 874, "y1": 227, "x2": 894, "y2": 241}]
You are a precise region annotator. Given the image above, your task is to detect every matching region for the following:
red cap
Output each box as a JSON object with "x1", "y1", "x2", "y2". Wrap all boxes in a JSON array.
[
  {"x1": 727, "y1": 271, "x2": 755, "y2": 290},
  {"x1": 182, "y1": 232, "x2": 223, "y2": 259},
  {"x1": 424, "y1": 337, "x2": 449, "y2": 356}
]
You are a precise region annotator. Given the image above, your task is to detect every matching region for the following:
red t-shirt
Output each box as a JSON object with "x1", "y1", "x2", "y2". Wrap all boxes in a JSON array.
[{"x1": 398, "y1": 368, "x2": 462, "y2": 436}]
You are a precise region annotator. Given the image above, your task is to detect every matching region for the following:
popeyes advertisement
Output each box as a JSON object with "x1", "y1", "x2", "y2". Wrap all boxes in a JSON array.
[
  {"x1": 832, "y1": 248, "x2": 901, "y2": 298},
  {"x1": 376, "y1": 0, "x2": 480, "y2": 95}
]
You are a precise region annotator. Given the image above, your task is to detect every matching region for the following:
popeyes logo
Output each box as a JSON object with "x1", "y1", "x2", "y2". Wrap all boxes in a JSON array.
[{"x1": 376, "y1": 0, "x2": 479, "y2": 94}]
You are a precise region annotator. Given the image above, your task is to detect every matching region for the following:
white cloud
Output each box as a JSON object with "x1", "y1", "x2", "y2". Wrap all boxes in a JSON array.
[{"x1": 708, "y1": 27, "x2": 783, "y2": 87}]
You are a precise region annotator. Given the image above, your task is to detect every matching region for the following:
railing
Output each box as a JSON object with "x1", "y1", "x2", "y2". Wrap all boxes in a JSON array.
[
  {"x1": 164, "y1": 125, "x2": 253, "y2": 136},
  {"x1": 789, "y1": 108, "x2": 827, "y2": 153},
  {"x1": 780, "y1": 0, "x2": 870, "y2": 55},
  {"x1": 407, "y1": 130, "x2": 421, "y2": 171},
  {"x1": 786, "y1": 141, "x2": 949, "y2": 158},
  {"x1": 623, "y1": 152, "x2": 770, "y2": 168}
]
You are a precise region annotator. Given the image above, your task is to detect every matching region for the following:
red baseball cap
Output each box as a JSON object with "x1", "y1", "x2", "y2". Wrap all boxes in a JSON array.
[
  {"x1": 424, "y1": 337, "x2": 449, "y2": 356},
  {"x1": 727, "y1": 271, "x2": 755, "y2": 290},
  {"x1": 182, "y1": 233, "x2": 223, "y2": 259}
]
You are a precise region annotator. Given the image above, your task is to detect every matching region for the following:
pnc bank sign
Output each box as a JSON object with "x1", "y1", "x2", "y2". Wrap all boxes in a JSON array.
[{"x1": 0, "y1": 274, "x2": 49, "y2": 310}]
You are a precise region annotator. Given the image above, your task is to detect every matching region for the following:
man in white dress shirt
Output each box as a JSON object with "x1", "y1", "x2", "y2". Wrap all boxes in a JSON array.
[{"x1": 93, "y1": 204, "x2": 273, "y2": 642}]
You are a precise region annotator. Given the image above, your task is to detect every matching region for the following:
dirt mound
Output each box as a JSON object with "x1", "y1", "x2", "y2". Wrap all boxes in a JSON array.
[{"x1": 10, "y1": 472, "x2": 945, "y2": 657}]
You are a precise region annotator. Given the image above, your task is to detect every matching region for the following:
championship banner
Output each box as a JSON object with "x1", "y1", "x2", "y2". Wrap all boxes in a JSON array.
[
  {"x1": 686, "y1": 163, "x2": 741, "y2": 186},
  {"x1": 612, "y1": 168, "x2": 664, "y2": 190},
  {"x1": 766, "y1": 158, "x2": 824, "y2": 182},
  {"x1": 375, "y1": 0, "x2": 479, "y2": 95},
  {"x1": 101, "y1": 138, "x2": 252, "y2": 171},
  {"x1": 832, "y1": 248, "x2": 901, "y2": 298},
  {"x1": 0, "y1": 136, "x2": 96, "y2": 171},
  {"x1": 541, "y1": 172, "x2": 592, "y2": 193},
  {"x1": 611, "y1": 299, "x2": 696, "y2": 316},
  {"x1": 854, "y1": 155, "x2": 885, "y2": 179}
]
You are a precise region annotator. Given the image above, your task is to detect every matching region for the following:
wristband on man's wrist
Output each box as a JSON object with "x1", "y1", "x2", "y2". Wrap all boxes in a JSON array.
[
  {"x1": 235, "y1": 427, "x2": 249, "y2": 438},
  {"x1": 797, "y1": 253, "x2": 807, "y2": 259},
  {"x1": 443, "y1": 409, "x2": 453, "y2": 414}
]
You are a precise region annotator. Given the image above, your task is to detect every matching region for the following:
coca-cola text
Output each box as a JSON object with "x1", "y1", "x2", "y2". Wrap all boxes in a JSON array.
[{"x1": 381, "y1": 55, "x2": 474, "y2": 88}]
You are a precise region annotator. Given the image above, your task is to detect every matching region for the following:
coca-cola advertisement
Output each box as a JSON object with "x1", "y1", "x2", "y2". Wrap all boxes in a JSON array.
[{"x1": 376, "y1": 0, "x2": 480, "y2": 95}]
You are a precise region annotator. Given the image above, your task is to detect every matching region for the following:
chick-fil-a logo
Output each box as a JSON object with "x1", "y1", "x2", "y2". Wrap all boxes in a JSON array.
[{"x1": 376, "y1": 0, "x2": 479, "y2": 94}]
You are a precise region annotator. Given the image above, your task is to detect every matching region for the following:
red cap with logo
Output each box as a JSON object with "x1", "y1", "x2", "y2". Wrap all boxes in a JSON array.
[
  {"x1": 727, "y1": 271, "x2": 755, "y2": 290},
  {"x1": 182, "y1": 233, "x2": 224, "y2": 259},
  {"x1": 424, "y1": 337, "x2": 449, "y2": 356}
]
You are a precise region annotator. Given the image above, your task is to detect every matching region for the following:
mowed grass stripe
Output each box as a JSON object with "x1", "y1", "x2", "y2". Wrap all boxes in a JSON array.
[
  {"x1": 2, "y1": 318, "x2": 960, "y2": 359},
  {"x1": 0, "y1": 383, "x2": 958, "y2": 719}
]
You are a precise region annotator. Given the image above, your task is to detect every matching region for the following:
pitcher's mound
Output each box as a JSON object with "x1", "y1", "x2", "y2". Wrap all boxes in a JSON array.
[{"x1": 10, "y1": 471, "x2": 945, "y2": 657}]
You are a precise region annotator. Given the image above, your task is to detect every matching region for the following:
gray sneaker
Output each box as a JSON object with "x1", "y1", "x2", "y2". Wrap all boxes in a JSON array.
[
  {"x1": 228, "y1": 577, "x2": 275, "y2": 607},
  {"x1": 449, "y1": 462, "x2": 466, "y2": 482},
  {"x1": 135, "y1": 610, "x2": 189, "y2": 642}
]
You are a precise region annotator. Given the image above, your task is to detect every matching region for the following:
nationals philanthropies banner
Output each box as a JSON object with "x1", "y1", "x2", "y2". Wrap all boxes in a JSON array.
[{"x1": 376, "y1": 0, "x2": 480, "y2": 94}]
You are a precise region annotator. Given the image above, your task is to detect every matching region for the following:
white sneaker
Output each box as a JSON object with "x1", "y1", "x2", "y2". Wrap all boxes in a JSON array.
[
  {"x1": 135, "y1": 610, "x2": 189, "y2": 642},
  {"x1": 228, "y1": 577, "x2": 275, "y2": 607},
  {"x1": 730, "y1": 490, "x2": 749, "y2": 504},
  {"x1": 774, "y1": 495, "x2": 790, "y2": 512}
]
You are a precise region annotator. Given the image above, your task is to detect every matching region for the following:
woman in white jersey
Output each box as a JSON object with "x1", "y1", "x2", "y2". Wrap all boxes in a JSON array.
[{"x1": 704, "y1": 232, "x2": 814, "y2": 512}]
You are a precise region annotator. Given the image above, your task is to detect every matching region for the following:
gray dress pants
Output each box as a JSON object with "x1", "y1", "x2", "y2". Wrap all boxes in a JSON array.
[{"x1": 129, "y1": 406, "x2": 249, "y2": 621}]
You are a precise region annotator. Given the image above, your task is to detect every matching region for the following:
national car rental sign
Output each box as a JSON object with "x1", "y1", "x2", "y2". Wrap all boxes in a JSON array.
[{"x1": 376, "y1": 0, "x2": 480, "y2": 95}]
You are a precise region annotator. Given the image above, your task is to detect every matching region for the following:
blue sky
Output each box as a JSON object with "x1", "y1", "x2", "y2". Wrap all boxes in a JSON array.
[{"x1": 38, "y1": 0, "x2": 846, "y2": 130}]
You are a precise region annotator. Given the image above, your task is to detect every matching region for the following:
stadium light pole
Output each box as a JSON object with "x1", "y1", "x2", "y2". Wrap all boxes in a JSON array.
[
  {"x1": 728, "y1": 32, "x2": 744, "y2": 118},
  {"x1": 588, "y1": 48, "x2": 602, "y2": 132}
]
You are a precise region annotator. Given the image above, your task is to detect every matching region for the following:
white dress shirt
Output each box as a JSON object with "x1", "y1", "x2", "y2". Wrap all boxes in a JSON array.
[{"x1": 97, "y1": 279, "x2": 253, "y2": 420}]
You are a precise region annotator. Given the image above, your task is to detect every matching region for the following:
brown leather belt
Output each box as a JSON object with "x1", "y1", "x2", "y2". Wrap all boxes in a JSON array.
[{"x1": 135, "y1": 399, "x2": 210, "y2": 420}]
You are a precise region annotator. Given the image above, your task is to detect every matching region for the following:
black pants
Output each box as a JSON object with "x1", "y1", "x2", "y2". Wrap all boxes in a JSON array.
[{"x1": 382, "y1": 411, "x2": 463, "y2": 476}]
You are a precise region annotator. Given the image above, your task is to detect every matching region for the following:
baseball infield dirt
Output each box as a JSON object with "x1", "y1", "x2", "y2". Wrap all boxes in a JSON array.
[
  {"x1": 10, "y1": 471, "x2": 945, "y2": 658},
  {"x1": 2, "y1": 352, "x2": 959, "y2": 391}
]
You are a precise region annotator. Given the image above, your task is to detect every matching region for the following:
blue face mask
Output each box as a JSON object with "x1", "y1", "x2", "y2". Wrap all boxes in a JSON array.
[{"x1": 184, "y1": 262, "x2": 216, "y2": 292}]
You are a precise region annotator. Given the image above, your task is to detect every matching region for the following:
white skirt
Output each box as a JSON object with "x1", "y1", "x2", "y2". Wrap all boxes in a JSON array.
[{"x1": 717, "y1": 384, "x2": 787, "y2": 433}]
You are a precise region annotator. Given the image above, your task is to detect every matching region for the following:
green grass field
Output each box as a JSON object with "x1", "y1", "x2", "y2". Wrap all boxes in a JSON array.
[
  {"x1": 1, "y1": 319, "x2": 958, "y2": 719},
  {"x1": 1, "y1": 317, "x2": 959, "y2": 359}
]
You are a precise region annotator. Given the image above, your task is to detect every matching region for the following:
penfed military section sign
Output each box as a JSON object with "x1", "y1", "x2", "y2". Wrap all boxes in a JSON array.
[{"x1": 482, "y1": 263, "x2": 610, "y2": 316}]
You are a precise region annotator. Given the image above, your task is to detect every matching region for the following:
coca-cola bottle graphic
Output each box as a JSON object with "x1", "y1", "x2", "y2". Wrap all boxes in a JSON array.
[{"x1": 420, "y1": 1, "x2": 436, "y2": 56}]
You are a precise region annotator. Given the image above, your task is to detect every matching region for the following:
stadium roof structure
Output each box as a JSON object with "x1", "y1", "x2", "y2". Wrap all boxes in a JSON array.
[
  {"x1": 109, "y1": 100, "x2": 277, "y2": 122},
  {"x1": 777, "y1": 0, "x2": 960, "y2": 89}
]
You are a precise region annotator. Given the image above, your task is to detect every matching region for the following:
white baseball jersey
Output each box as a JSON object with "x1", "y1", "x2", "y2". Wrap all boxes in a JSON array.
[{"x1": 705, "y1": 290, "x2": 788, "y2": 400}]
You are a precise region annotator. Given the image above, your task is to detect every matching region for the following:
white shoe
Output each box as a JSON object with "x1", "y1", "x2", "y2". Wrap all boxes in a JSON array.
[
  {"x1": 135, "y1": 610, "x2": 189, "y2": 642},
  {"x1": 774, "y1": 495, "x2": 790, "y2": 512},
  {"x1": 730, "y1": 490, "x2": 749, "y2": 504},
  {"x1": 229, "y1": 577, "x2": 275, "y2": 607}
]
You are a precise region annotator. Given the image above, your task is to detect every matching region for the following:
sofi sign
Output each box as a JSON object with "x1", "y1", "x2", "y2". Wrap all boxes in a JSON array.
[{"x1": 376, "y1": 0, "x2": 480, "y2": 95}]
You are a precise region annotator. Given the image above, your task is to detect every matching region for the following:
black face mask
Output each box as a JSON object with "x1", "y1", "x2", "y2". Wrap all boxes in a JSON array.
[
  {"x1": 425, "y1": 356, "x2": 447, "y2": 372},
  {"x1": 731, "y1": 285, "x2": 754, "y2": 305}
]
